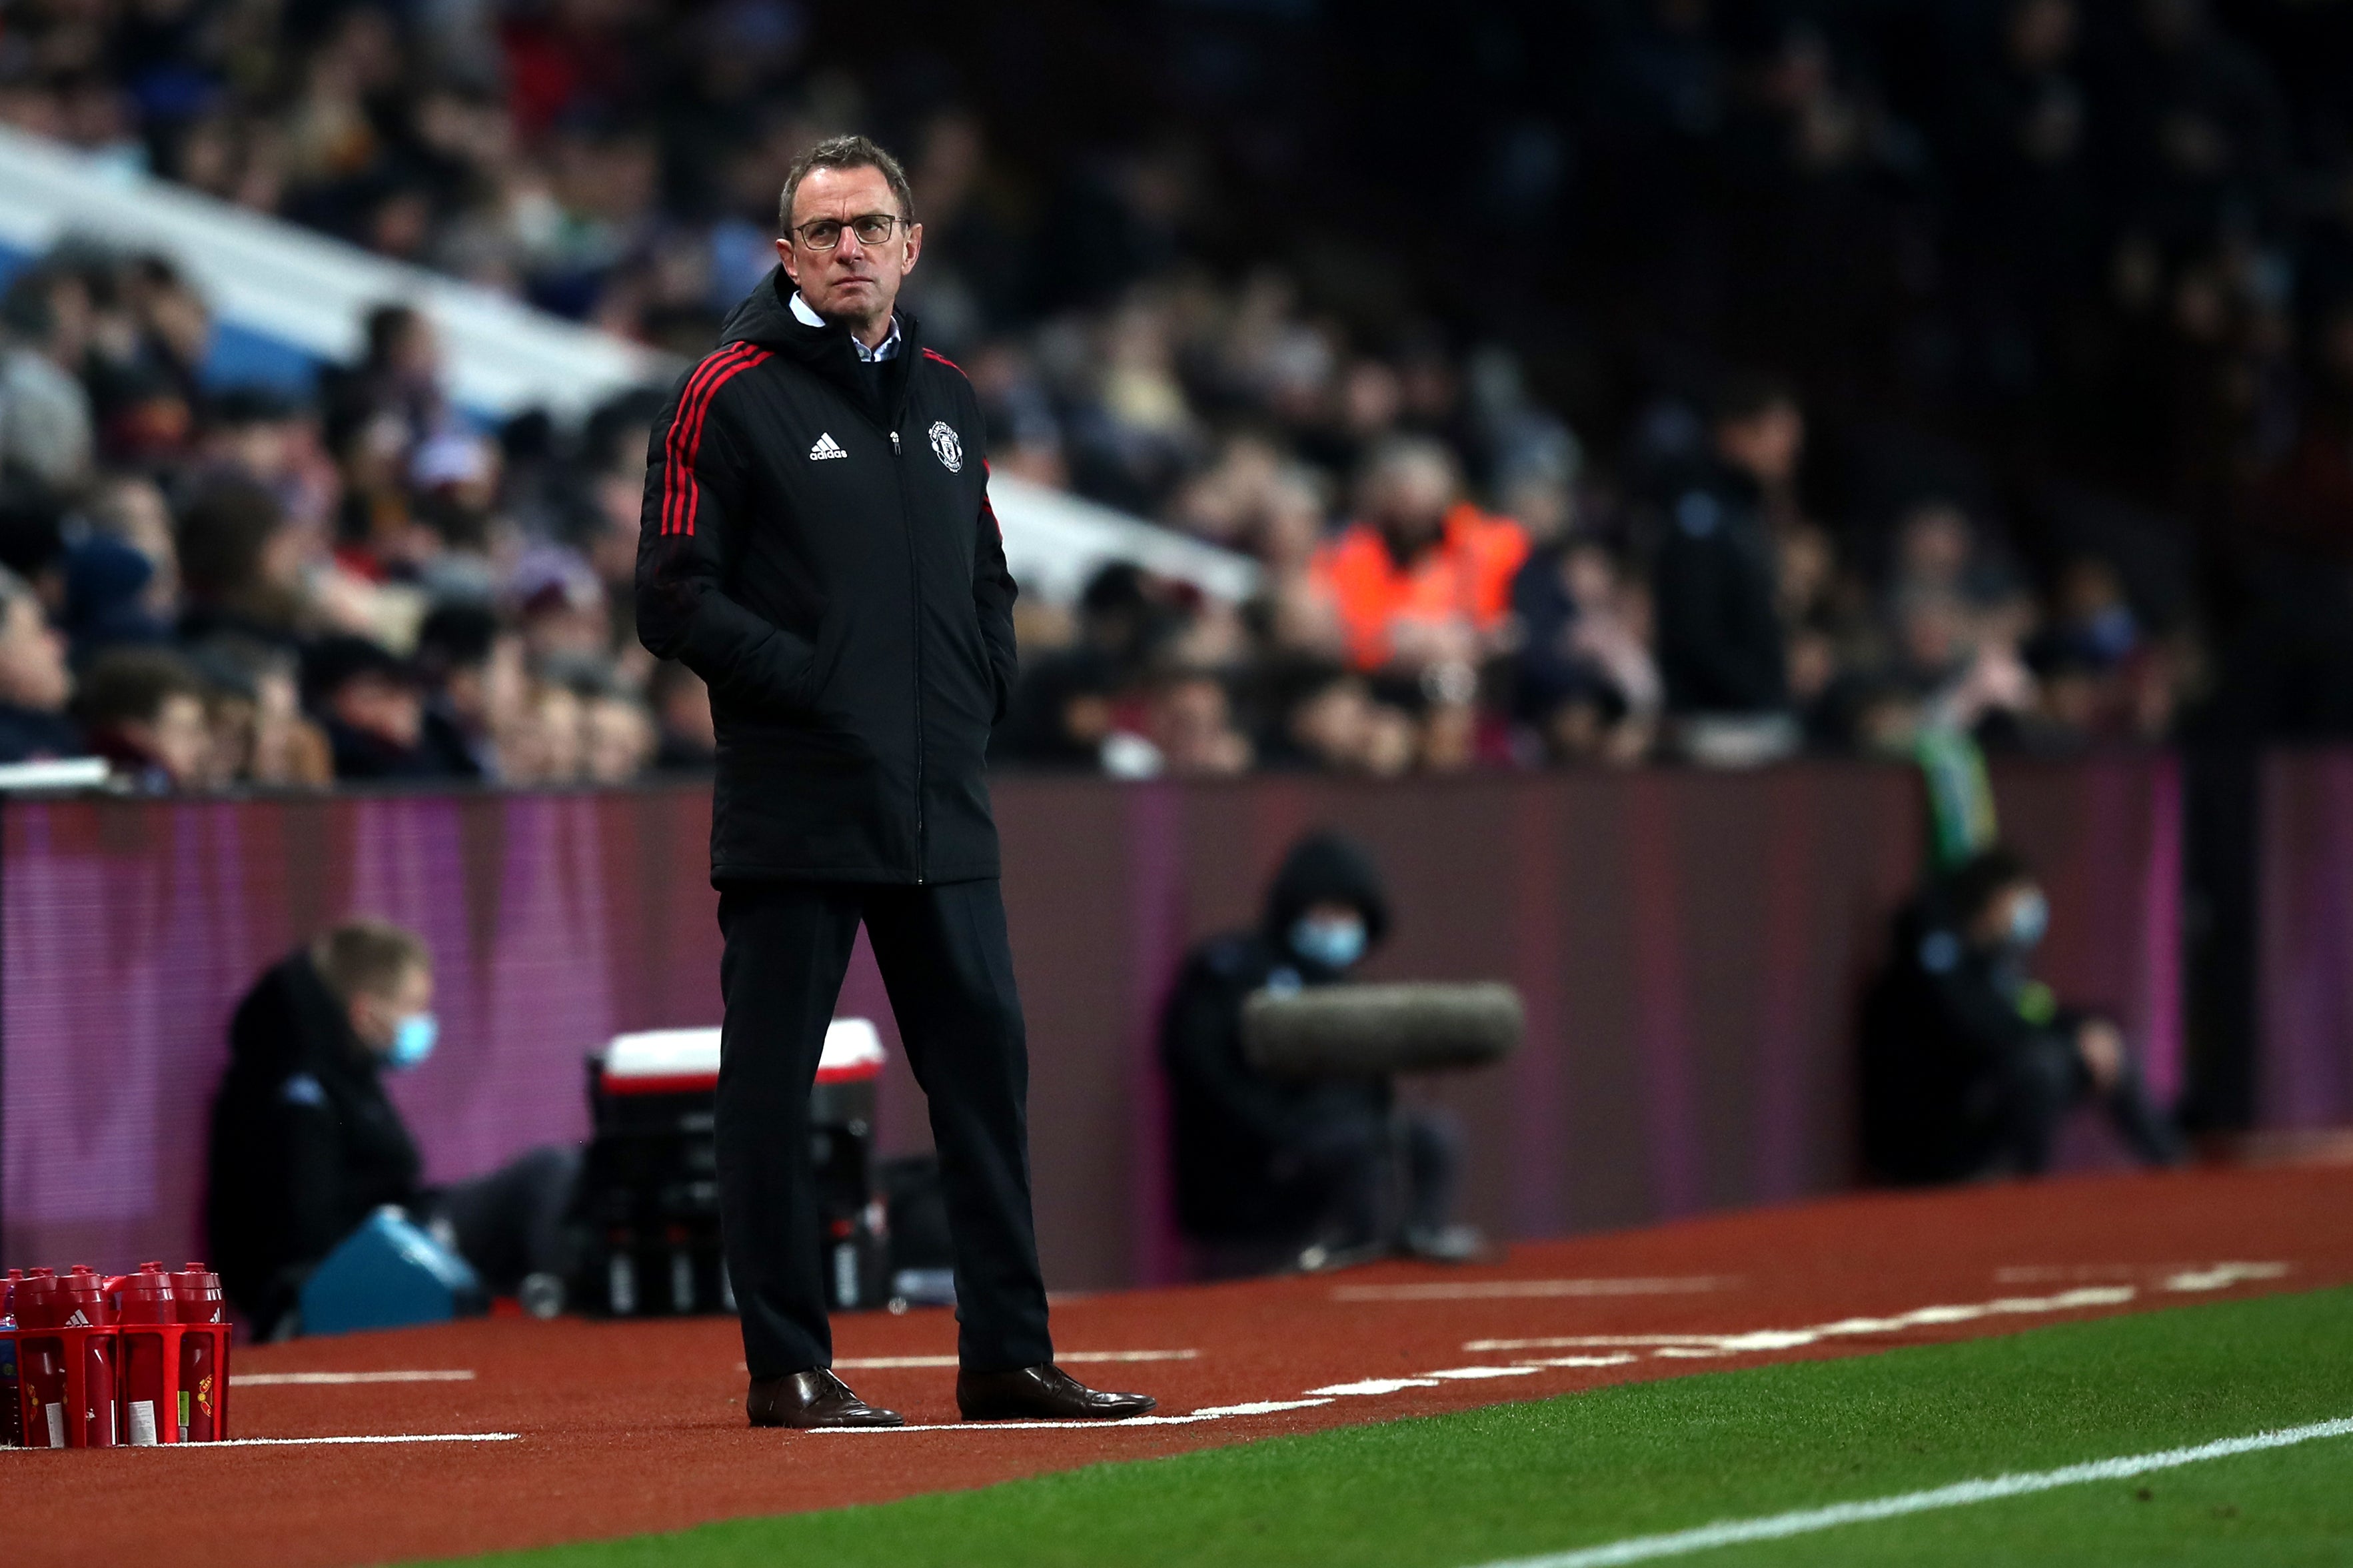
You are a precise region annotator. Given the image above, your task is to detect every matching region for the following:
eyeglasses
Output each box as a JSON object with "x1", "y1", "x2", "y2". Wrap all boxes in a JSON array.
[{"x1": 788, "y1": 213, "x2": 911, "y2": 251}]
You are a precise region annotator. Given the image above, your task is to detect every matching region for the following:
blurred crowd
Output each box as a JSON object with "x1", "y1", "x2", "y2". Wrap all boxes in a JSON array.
[
  {"x1": 0, "y1": 252, "x2": 704, "y2": 786},
  {"x1": 0, "y1": 0, "x2": 2348, "y2": 786}
]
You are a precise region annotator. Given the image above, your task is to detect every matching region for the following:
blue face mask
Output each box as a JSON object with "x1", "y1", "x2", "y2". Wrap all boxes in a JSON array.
[
  {"x1": 1289, "y1": 914, "x2": 1367, "y2": 972},
  {"x1": 387, "y1": 1012, "x2": 439, "y2": 1071},
  {"x1": 2007, "y1": 890, "x2": 2050, "y2": 952}
]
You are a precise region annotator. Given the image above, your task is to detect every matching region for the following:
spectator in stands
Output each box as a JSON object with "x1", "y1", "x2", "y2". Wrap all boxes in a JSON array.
[
  {"x1": 1259, "y1": 664, "x2": 1415, "y2": 776},
  {"x1": 509, "y1": 545, "x2": 612, "y2": 670},
  {"x1": 1136, "y1": 669, "x2": 1253, "y2": 778},
  {"x1": 2028, "y1": 555, "x2": 2169, "y2": 742},
  {"x1": 207, "y1": 919, "x2": 580, "y2": 1337},
  {"x1": 0, "y1": 565, "x2": 82, "y2": 763},
  {"x1": 648, "y1": 660, "x2": 716, "y2": 773},
  {"x1": 58, "y1": 531, "x2": 165, "y2": 667},
  {"x1": 324, "y1": 304, "x2": 450, "y2": 456},
  {"x1": 1859, "y1": 845, "x2": 2183, "y2": 1184},
  {"x1": 177, "y1": 476, "x2": 305, "y2": 647},
  {"x1": 0, "y1": 269, "x2": 95, "y2": 487},
  {"x1": 413, "y1": 603, "x2": 524, "y2": 779},
  {"x1": 75, "y1": 646, "x2": 211, "y2": 788},
  {"x1": 1162, "y1": 831, "x2": 1476, "y2": 1275},
  {"x1": 190, "y1": 636, "x2": 333, "y2": 788},
  {"x1": 1000, "y1": 562, "x2": 1176, "y2": 768},
  {"x1": 1311, "y1": 436, "x2": 1528, "y2": 684},
  {"x1": 1652, "y1": 375, "x2": 1801, "y2": 763},
  {"x1": 304, "y1": 634, "x2": 452, "y2": 781},
  {"x1": 0, "y1": 488, "x2": 67, "y2": 608},
  {"x1": 582, "y1": 686, "x2": 656, "y2": 785},
  {"x1": 1512, "y1": 536, "x2": 1663, "y2": 764},
  {"x1": 84, "y1": 474, "x2": 183, "y2": 624},
  {"x1": 498, "y1": 676, "x2": 587, "y2": 785}
]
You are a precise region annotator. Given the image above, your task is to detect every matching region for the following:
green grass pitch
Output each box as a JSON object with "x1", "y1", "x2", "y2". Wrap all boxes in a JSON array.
[{"x1": 441, "y1": 1286, "x2": 2353, "y2": 1567}]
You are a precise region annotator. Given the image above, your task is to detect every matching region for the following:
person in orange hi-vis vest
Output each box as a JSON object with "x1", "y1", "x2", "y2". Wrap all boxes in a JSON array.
[{"x1": 1309, "y1": 436, "x2": 1529, "y2": 678}]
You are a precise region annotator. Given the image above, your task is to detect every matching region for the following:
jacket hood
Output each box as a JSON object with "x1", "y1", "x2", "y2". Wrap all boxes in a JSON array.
[
  {"x1": 1263, "y1": 830, "x2": 1391, "y2": 948},
  {"x1": 718, "y1": 267, "x2": 921, "y2": 423},
  {"x1": 229, "y1": 950, "x2": 371, "y2": 1078},
  {"x1": 718, "y1": 267, "x2": 922, "y2": 357},
  {"x1": 715, "y1": 267, "x2": 812, "y2": 351}
]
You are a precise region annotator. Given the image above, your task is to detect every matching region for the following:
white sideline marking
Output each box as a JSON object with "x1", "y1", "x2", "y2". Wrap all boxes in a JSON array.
[
  {"x1": 1308, "y1": 1377, "x2": 1444, "y2": 1396},
  {"x1": 1521, "y1": 1355, "x2": 1641, "y2": 1369},
  {"x1": 1466, "y1": 1285, "x2": 2140, "y2": 1357},
  {"x1": 1337, "y1": 1277, "x2": 1733, "y2": 1303},
  {"x1": 813, "y1": 1415, "x2": 1221, "y2": 1433},
  {"x1": 1463, "y1": 1417, "x2": 2353, "y2": 1567},
  {"x1": 6, "y1": 1432, "x2": 518, "y2": 1450},
  {"x1": 233, "y1": 1370, "x2": 478, "y2": 1386},
  {"x1": 812, "y1": 1257, "x2": 2288, "y2": 1440},
  {"x1": 828, "y1": 1349, "x2": 1199, "y2": 1370},
  {"x1": 2164, "y1": 1262, "x2": 2290, "y2": 1292},
  {"x1": 1992, "y1": 1261, "x2": 2289, "y2": 1291}
]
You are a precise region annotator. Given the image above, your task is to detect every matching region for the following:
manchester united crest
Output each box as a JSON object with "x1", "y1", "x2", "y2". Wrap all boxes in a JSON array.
[{"x1": 928, "y1": 420, "x2": 963, "y2": 473}]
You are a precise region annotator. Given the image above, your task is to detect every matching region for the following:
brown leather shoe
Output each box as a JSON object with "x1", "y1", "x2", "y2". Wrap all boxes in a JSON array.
[
  {"x1": 956, "y1": 1363, "x2": 1158, "y2": 1421},
  {"x1": 746, "y1": 1369, "x2": 904, "y2": 1429}
]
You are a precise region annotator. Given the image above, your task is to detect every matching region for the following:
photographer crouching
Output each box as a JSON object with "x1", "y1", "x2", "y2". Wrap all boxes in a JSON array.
[
  {"x1": 1860, "y1": 846, "x2": 2184, "y2": 1184},
  {"x1": 1162, "y1": 831, "x2": 1481, "y2": 1275}
]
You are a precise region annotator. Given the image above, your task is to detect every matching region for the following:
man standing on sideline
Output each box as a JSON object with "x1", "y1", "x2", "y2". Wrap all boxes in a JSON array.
[{"x1": 635, "y1": 135, "x2": 1154, "y2": 1429}]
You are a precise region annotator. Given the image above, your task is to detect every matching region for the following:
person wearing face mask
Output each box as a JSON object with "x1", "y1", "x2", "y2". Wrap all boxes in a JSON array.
[
  {"x1": 206, "y1": 920, "x2": 580, "y2": 1337},
  {"x1": 1859, "y1": 846, "x2": 2183, "y2": 1185},
  {"x1": 1160, "y1": 830, "x2": 1478, "y2": 1275}
]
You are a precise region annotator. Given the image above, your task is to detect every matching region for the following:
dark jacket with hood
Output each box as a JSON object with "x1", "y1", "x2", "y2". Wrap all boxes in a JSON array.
[
  {"x1": 206, "y1": 951, "x2": 424, "y2": 1331},
  {"x1": 1857, "y1": 890, "x2": 2082, "y2": 1183},
  {"x1": 634, "y1": 269, "x2": 1018, "y2": 884},
  {"x1": 1160, "y1": 833, "x2": 1394, "y2": 1239}
]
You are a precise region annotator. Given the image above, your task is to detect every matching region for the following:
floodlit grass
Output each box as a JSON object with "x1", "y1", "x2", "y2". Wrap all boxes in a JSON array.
[{"x1": 440, "y1": 1287, "x2": 2353, "y2": 1568}]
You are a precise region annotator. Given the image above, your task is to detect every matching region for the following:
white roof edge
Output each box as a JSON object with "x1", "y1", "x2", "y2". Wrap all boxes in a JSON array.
[{"x1": 0, "y1": 123, "x2": 670, "y2": 418}]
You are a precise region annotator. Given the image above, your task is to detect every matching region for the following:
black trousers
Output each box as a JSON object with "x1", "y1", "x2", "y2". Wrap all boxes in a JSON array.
[
  {"x1": 717, "y1": 878, "x2": 1053, "y2": 1379},
  {"x1": 425, "y1": 1145, "x2": 582, "y2": 1295},
  {"x1": 1982, "y1": 1036, "x2": 2184, "y2": 1176}
]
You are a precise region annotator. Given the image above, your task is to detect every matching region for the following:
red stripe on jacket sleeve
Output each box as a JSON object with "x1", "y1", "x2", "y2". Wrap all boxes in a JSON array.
[
  {"x1": 661, "y1": 343, "x2": 758, "y2": 536},
  {"x1": 668, "y1": 348, "x2": 772, "y2": 537}
]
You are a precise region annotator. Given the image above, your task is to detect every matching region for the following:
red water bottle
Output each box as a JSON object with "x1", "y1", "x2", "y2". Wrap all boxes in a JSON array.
[
  {"x1": 105, "y1": 1263, "x2": 179, "y2": 1445},
  {"x1": 169, "y1": 1261, "x2": 229, "y2": 1441},
  {"x1": 1, "y1": 1267, "x2": 22, "y2": 1446},
  {"x1": 56, "y1": 1265, "x2": 118, "y2": 1447},
  {"x1": 15, "y1": 1266, "x2": 118, "y2": 1447},
  {"x1": 15, "y1": 1267, "x2": 65, "y2": 1447}
]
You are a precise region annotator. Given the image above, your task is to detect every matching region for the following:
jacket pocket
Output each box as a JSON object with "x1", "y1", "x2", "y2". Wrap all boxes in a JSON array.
[{"x1": 759, "y1": 618, "x2": 839, "y2": 717}]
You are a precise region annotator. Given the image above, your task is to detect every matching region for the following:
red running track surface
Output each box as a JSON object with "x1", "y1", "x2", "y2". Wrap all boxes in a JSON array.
[{"x1": 10, "y1": 1161, "x2": 2352, "y2": 1566}]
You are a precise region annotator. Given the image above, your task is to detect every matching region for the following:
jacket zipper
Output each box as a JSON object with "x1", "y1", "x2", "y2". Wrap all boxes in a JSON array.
[{"x1": 892, "y1": 426, "x2": 926, "y2": 882}]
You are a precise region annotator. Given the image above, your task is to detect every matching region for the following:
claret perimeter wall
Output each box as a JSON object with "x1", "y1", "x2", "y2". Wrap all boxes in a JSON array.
[{"x1": 3, "y1": 752, "x2": 2338, "y2": 1291}]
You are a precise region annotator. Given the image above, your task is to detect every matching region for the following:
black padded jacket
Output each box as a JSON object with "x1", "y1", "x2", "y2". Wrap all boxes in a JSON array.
[
  {"x1": 206, "y1": 952, "x2": 424, "y2": 1333},
  {"x1": 635, "y1": 269, "x2": 1018, "y2": 884}
]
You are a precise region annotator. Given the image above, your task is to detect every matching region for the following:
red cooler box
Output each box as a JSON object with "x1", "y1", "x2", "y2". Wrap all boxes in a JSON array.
[{"x1": 581, "y1": 1022, "x2": 888, "y2": 1317}]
